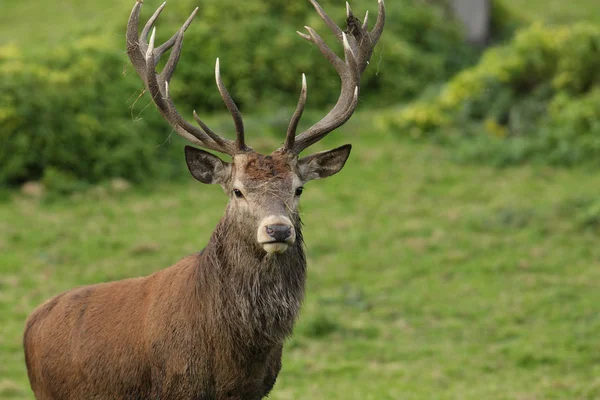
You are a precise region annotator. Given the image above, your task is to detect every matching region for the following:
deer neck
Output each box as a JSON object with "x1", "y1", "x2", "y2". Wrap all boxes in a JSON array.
[{"x1": 200, "y1": 214, "x2": 306, "y2": 346}]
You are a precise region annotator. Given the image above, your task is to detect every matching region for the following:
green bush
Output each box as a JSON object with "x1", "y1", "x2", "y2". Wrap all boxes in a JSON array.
[
  {"x1": 0, "y1": 38, "x2": 179, "y2": 188},
  {"x1": 148, "y1": 0, "x2": 476, "y2": 109},
  {"x1": 0, "y1": 0, "x2": 474, "y2": 188},
  {"x1": 384, "y1": 22, "x2": 600, "y2": 166}
]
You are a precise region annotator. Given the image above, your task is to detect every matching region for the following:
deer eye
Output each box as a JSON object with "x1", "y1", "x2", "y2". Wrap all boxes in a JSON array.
[
  {"x1": 233, "y1": 189, "x2": 244, "y2": 198},
  {"x1": 295, "y1": 187, "x2": 304, "y2": 196}
]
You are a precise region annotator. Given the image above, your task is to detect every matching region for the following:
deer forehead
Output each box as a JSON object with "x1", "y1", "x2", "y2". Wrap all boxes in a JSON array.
[{"x1": 232, "y1": 152, "x2": 298, "y2": 184}]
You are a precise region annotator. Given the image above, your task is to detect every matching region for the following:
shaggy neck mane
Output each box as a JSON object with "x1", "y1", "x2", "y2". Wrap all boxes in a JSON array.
[{"x1": 196, "y1": 211, "x2": 306, "y2": 348}]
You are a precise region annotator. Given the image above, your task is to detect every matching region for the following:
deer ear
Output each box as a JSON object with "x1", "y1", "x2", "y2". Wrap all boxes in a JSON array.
[
  {"x1": 184, "y1": 146, "x2": 231, "y2": 185},
  {"x1": 297, "y1": 144, "x2": 352, "y2": 183}
]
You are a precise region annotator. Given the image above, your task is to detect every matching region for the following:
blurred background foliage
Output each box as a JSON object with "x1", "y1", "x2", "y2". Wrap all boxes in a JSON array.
[
  {"x1": 0, "y1": 0, "x2": 599, "y2": 190},
  {"x1": 0, "y1": 0, "x2": 477, "y2": 189},
  {"x1": 385, "y1": 22, "x2": 600, "y2": 167}
]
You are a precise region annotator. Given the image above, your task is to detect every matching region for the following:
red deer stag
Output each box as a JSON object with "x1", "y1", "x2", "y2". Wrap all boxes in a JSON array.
[{"x1": 23, "y1": 0, "x2": 385, "y2": 398}]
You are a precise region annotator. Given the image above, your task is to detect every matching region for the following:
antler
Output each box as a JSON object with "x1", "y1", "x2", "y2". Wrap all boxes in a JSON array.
[
  {"x1": 284, "y1": 0, "x2": 385, "y2": 154},
  {"x1": 126, "y1": 1, "x2": 249, "y2": 155}
]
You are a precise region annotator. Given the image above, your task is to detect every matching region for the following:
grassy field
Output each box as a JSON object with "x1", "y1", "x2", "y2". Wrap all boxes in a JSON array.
[{"x1": 2, "y1": 112, "x2": 600, "y2": 399}]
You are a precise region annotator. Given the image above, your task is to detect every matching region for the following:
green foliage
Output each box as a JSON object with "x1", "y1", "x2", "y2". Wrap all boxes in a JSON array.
[
  {"x1": 0, "y1": 38, "x2": 179, "y2": 188},
  {"x1": 489, "y1": 0, "x2": 524, "y2": 42},
  {"x1": 499, "y1": 0, "x2": 600, "y2": 25},
  {"x1": 141, "y1": 0, "x2": 475, "y2": 109},
  {"x1": 384, "y1": 22, "x2": 600, "y2": 166},
  {"x1": 0, "y1": 0, "x2": 475, "y2": 188}
]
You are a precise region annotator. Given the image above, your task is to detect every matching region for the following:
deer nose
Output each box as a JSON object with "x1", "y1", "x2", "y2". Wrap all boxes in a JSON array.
[{"x1": 265, "y1": 224, "x2": 292, "y2": 242}]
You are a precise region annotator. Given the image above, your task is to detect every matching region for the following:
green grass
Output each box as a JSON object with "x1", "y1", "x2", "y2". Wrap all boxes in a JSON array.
[{"x1": 2, "y1": 113, "x2": 600, "y2": 399}]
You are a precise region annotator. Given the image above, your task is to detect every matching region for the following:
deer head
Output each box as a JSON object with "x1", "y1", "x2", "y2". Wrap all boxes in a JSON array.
[{"x1": 126, "y1": 0, "x2": 385, "y2": 255}]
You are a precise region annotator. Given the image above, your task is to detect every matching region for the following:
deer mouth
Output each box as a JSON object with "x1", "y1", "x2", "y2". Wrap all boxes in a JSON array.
[{"x1": 261, "y1": 241, "x2": 291, "y2": 254}]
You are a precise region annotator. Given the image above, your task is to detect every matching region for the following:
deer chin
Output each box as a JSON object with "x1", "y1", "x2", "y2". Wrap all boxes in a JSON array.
[{"x1": 261, "y1": 242, "x2": 290, "y2": 254}]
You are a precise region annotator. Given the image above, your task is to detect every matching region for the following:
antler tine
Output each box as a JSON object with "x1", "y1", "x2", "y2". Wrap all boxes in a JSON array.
[
  {"x1": 302, "y1": 26, "x2": 346, "y2": 76},
  {"x1": 372, "y1": 0, "x2": 386, "y2": 43},
  {"x1": 362, "y1": 10, "x2": 369, "y2": 30},
  {"x1": 284, "y1": 0, "x2": 385, "y2": 154},
  {"x1": 140, "y1": 2, "x2": 167, "y2": 45},
  {"x1": 126, "y1": 1, "x2": 245, "y2": 156},
  {"x1": 130, "y1": 2, "x2": 193, "y2": 74},
  {"x1": 346, "y1": 2, "x2": 353, "y2": 18},
  {"x1": 152, "y1": 7, "x2": 198, "y2": 68},
  {"x1": 308, "y1": 0, "x2": 343, "y2": 40},
  {"x1": 215, "y1": 58, "x2": 247, "y2": 151},
  {"x1": 285, "y1": 74, "x2": 308, "y2": 150},
  {"x1": 193, "y1": 110, "x2": 227, "y2": 146},
  {"x1": 126, "y1": 1, "x2": 146, "y2": 78}
]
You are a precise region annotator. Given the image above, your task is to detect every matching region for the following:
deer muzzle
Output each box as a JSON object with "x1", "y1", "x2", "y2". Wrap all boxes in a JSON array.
[{"x1": 257, "y1": 215, "x2": 296, "y2": 254}]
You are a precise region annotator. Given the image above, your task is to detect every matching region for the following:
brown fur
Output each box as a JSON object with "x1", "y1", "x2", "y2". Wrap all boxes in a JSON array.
[
  {"x1": 238, "y1": 152, "x2": 293, "y2": 181},
  {"x1": 23, "y1": 183, "x2": 305, "y2": 400}
]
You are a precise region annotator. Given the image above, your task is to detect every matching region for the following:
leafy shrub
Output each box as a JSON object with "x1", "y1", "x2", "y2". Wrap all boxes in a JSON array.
[
  {"x1": 0, "y1": 0, "x2": 474, "y2": 188},
  {"x1": 489, "y1": 0, "x2": 523, "y2": 43},
  {"x1": 149, "y1": 0, "x2": 476, "y2": 109},
  {"x1": 384, "y1": 22, "x2": 600, "y2": 166},
  {"x1": 0, "y1": 38, "x2": 179, "y2": 188}
]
